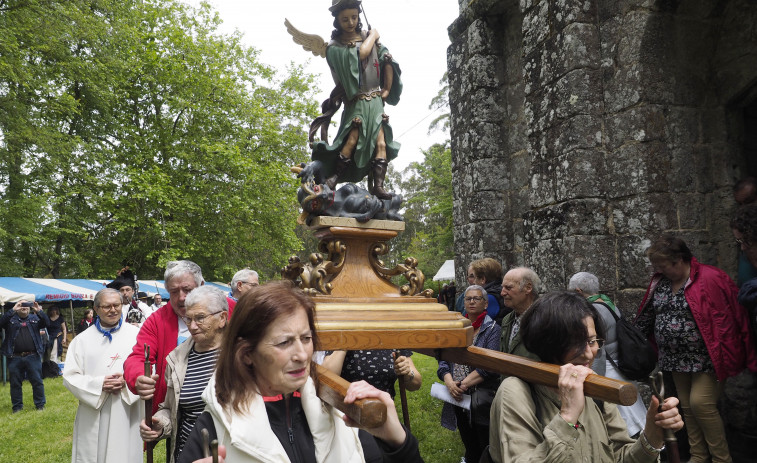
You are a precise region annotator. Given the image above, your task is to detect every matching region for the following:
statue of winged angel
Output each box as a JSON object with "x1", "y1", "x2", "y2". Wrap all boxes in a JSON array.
[{"x1": 285, "y1": 0, "x2": 402, "y2": 199}]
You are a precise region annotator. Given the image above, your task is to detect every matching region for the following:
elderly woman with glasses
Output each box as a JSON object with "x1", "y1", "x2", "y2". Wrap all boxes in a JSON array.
[
  {"x1": 178, "y1": 281, "x2": 422, "y2": 463},
  {"x1": 140, "y1": 285, "x2": 229, "y2": 463},
  {"x1": 489, "y1": 291, "x2": 683, "y2": 463},
  {"x1": 437, "y1": 284, "x2": 502, "y2": 463}
]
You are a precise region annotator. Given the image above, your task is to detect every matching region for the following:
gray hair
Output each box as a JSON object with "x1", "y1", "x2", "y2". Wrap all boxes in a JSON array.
[
  {"x1": 184, "y1": 285, "x2": 228, "y2": 314},
  {"x1": 94, "y1": 288, "x2": 121, "y2": 307},
  {"x1": 231, "y1": 268, "x2": 258, "y2": 287},
  {"x1": 164, "y1": 260, "x2": 203, "y2": 287},
  {"x1": 465, "y1": 284, "x2": 487, "y2": 298},
  {"x1": 567, "y1": 272, "x2": 600, "y2": 295},
  {"x1": 513, "y1": 267, "x2": 543, "y2": 294}
]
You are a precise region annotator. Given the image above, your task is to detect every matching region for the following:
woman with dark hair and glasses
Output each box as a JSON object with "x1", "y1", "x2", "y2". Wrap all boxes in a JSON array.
[
  {"x1": 635, "y1": 234, "x2": 757, "y2": 463},
  {"x1": 438, "y1": 284, "x2": 501, "y2": 463},
  {"x1": 489, "y1": 291, "x2": 683, "y2": 462},
  {"x1": 140, "y1": 285, "x2": 228, "y2": 463},
  {"x1": 178, "y1": 281, "x2": 422, "y2": 463}
]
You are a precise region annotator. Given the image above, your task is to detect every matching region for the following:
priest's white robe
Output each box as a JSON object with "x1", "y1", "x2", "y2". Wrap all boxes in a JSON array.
[{"x1": 63, "y1": 323, "x2": 142, "y2": 463}]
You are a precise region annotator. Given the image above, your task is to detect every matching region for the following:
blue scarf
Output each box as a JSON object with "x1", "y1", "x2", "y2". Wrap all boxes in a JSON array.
[{"x1": 95, "y1": 317, "x2": 122, "y2": 342}]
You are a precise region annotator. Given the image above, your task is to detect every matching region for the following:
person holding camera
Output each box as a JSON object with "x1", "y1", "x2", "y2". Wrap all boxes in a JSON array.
[{"x1": 0, "y1": 300, "x2": 50, "y2": 412}]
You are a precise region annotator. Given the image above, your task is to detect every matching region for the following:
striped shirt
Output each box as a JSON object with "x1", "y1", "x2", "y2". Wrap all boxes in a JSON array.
[{"x1": 176, "y1": 347, "x2": 219, "y2": 460}]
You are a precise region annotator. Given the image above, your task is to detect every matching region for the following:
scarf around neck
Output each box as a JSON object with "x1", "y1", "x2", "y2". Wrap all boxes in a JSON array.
[
  {"x1": 95, "y1": 317, "x2": 122, "y2": 342},
  {"x1": 468, "y1": 311, "x2": 487, "y2": 330}
]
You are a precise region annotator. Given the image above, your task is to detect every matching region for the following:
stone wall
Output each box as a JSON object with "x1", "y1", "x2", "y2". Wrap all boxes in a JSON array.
[
  {"x1": 448, "y1": 0, "x2": 757, "y2": 458},
  {"x1": 449, "y1": 0, "x2": 756, "y2": 310}
]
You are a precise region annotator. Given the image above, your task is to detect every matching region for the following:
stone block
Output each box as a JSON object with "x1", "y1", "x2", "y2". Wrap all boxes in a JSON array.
[
  {"x1": 525, "y1": 199, "x2": 610, "y2": 242},
  {"x1": 673, "y1": 192, "x2": 708, "y2": 230},
  {"x1": 480, "y1": 219, "x2": 513, "y2": 253},
  {"x1": 528, "y1": 159, "x2": 557, "y2": 206},
  {"x1": 554, "y1": 149, "x2": 607, "y2": 201},
  {"x1": 468, "y1": 190, "x2": 507, "y2": 222},
  {"x1": 603, "y1": 64, "x2": 643, "y2": 113},
  {"x1": 544, "y1": 115, "x2": 602, "y2": 158},
  {"x1": 464, "y1": 54, "x2": 505, "y2": 90},
  {"x1": 612, "y1": 193, "x2": 678, "y2": 235},
  {"x1": 467, "y1": 18, "x2": 499, "y2": 56},
  {"x1": 604, "y1": 142, "x2": 671, "y2": 197},
  {"x1": 617, "y1": 235, "x2": 654, "y2": 288},
  {"x1": 665, "y1": 106, "x2": 700, "y2": 147},
  {"x1": 668, "y1": 146, "x2": 713, "y2": 194},
  {"x1": 469, "y1": 88, "x2": 506, "y2": 123},
  {"x1": 552, "y1": 0, "x2": 597, "y2": 30},
  {"x1": 469, "y1": 121, "x2": 506, "y2": 160},
  {"x1": 524, "y1": 204, "x2": 567, "y2": 241},
  {"x1": 472, "y1": 157, "x2": 510, "y2": 190},
  {"x1": 615, "y1": 10, "x2": 650, "y2": 66},
  {"x1": 562, "y1": 235, "x2": 618, "y2": 291},
  {"x1": 524, "y1": 238, "x2": 566, "y2": 292},
  {"x1": 522, "y1": 1, "x2": 551, "y2": 57},
  {"x1": 605, "y1": 105, "x2": 667, "y2": 150}
]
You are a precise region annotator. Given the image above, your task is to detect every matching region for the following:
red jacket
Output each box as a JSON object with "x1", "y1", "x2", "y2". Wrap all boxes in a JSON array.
[
  {"x1": 124, "y1": 297, "x2": 235, "y2": 414},
  {"x1": 637, "y1": 257, "x2": 757, "y2": 381}
]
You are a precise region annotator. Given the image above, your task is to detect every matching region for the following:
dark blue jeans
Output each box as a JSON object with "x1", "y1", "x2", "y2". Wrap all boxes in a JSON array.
[{"x1": 7, "y1": 353, "x2": 46, "y2": 410}]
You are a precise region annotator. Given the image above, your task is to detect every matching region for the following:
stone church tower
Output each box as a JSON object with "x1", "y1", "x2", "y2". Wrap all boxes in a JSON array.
[
  {"x1": 447, "y1": 0, "x2": 757, "y2": 456},
  {"x1": 448, "y1": 0, "x2": 756, "y2": 310}
]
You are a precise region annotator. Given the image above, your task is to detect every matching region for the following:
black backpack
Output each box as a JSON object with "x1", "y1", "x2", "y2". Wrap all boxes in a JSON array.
[{"x1": 595, "y1": 301, "x2": 657, "y2": 381}]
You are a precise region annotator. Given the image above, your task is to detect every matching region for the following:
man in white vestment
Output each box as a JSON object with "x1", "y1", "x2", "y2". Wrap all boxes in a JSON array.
[{"x1": 63, "y1": 288, "x2": 142, "y2": 463}]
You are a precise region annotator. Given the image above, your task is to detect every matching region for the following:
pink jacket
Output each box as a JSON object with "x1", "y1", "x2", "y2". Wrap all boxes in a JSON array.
[{"x1": 636, "y1": 257, "x2": 757, "y2": 381}]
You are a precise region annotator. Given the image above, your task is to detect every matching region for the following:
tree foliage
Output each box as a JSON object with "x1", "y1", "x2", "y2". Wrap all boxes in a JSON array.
[
  {"x1": 391, "y1": 142, "x2": 453, "y2": 283},
  {"x1": 0, "y1": 0, "x2": 319, "y2": 281}
]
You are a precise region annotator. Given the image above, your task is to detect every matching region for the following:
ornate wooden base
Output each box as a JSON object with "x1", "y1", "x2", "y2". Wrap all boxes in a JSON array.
[{"x1": 281, "y1": 217, "x2": 473, "y2": 350}]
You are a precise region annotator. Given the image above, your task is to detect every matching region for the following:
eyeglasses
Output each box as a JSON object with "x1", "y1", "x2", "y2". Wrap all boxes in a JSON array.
[
  {"x1": 587, "y1": 338, "x2": 605, "y2": 349},
  {"x1": 97, "y1": 304, "x2": 121, "y2": 312},
  {"x1": 240, "y1": 281, "x2": 259, "y2": 288},
  {"x1": 736, "y1": 237, "x2": 751, "y2": 248},
  {"x1": 464, "y1": 296, "x2": 485, "y2": 303},
  {"x1": 181, "y1": 311, "x2": 223, "y2": 326}
]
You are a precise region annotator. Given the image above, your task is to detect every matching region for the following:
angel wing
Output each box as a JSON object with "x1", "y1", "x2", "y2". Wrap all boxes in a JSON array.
[{"x1": 284, "y1": 18, "x2": 328, "y2": 58}]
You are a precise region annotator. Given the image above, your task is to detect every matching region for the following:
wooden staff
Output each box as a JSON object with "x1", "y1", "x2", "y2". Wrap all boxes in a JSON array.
[
  {"x1": 417, "y1": 346, "x2": 639, "y2": 406},
  {"x1": 649, "y1": 371, "x2": 680, "y2": 463},
  {"x1": 315, "y1": 364, "x2": 387, "y2": 428},
  {"x1": 394, "y1": 351, "x2": 411, "y2": 431},
  {"x1": 144, "y1": 344, "x2": 154, "y2": 463}
]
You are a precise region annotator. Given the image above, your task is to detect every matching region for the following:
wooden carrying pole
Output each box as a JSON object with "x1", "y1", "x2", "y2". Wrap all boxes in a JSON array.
[
  {"x1": 418, "y1": 346, "x2": 639, "y2": 406},
  {"x1": 315, "y1": 364, "x2": 387, "y2": 428}
]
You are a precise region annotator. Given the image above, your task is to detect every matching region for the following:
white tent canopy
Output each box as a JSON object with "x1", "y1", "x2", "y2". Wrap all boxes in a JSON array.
[{"x1": 432, "y1": 259, "x2": 455, "y2": 281}]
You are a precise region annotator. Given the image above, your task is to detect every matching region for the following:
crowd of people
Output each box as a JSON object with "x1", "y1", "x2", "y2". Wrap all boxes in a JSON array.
[{"x1": 2, "y1": 189, "x2": 756, "y2": 463}]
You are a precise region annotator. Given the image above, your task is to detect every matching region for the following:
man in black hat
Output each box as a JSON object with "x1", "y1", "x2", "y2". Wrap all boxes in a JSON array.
[{"x1": 107, "y1": 269, "x2": 151, "y2": 326}]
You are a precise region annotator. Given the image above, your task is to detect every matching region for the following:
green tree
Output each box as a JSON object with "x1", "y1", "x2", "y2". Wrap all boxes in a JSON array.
[
  {"x1": 0, "y1": 0, "x2": 319, "y2": 281},
  {"x1": 394, "y1": 142, "x2": 454, "y2": 283}
]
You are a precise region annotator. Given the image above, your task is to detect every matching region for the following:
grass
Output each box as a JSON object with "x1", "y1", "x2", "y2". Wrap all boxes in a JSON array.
[{"x1": 0, "y1": 354, "x2": 463, "y2": 462}]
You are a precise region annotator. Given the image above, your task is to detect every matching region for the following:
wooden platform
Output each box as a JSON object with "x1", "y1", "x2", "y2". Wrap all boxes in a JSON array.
[{"x1": 315, "y1": 300, "x2": 473, "y2": 350}]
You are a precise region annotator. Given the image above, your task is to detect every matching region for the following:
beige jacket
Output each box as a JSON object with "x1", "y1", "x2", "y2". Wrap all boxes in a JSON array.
[
  {"x1": 489, "y1": 376, "x2": 659, "y2": 462},
  {"x1": 153, "y1": 339, "x2": 194, "y2": 463}
]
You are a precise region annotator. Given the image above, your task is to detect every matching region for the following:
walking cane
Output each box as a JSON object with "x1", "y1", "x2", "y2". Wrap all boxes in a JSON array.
[
  {"x1": 393, "y1": 351, "x2": 411, "y2": 431},
  {"x1": 649, "y1": 371, "x2": 680, "y2": 463},
  {"x1": 144, "y1": 344, "x2": 154, "y2": 463}
]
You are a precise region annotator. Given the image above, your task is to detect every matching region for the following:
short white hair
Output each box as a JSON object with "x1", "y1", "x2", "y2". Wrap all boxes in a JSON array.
[
  {"x1": 184, "y1": 285, "x2": 227, "y2": 313},
  {"x1": 567, "y1": 272, "x2": 600, "y2": 295},
  {"x1": 164, "y1": 260, "x2": 203, "y2": 287},
  {"x1": 231, "y1": 268, "x2": 258, "y2": 287}
]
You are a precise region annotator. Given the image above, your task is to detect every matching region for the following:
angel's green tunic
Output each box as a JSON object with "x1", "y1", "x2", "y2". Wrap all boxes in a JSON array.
[{"x1": 311, "y1": 35, "x2": 402, "y2": 182}]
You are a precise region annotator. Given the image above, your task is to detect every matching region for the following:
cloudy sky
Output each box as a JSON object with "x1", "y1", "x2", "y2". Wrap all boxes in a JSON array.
[{"x1": 185, "y1": 0, "x2": 461, "y2": 170}]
